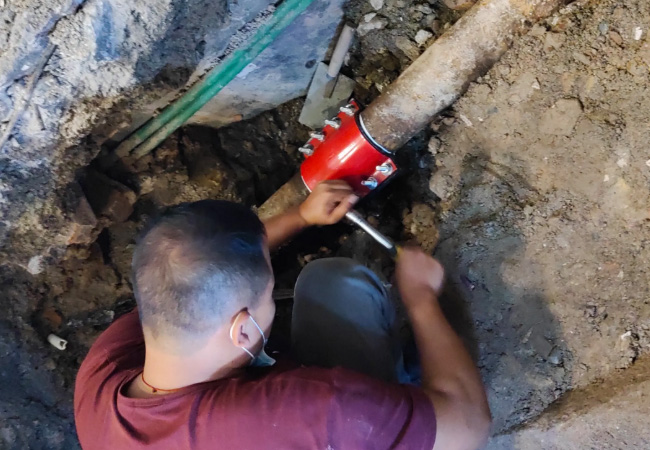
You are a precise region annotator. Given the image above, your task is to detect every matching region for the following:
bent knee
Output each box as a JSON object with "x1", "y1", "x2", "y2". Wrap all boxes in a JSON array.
[{"x1": 298, "y1": 257, "x2": 362, "y2": 283}]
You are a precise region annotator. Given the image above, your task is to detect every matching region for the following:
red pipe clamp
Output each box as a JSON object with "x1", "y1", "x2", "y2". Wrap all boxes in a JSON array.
[{"x1": 299, "y1": 101, "x2": 397, "y2": 197}]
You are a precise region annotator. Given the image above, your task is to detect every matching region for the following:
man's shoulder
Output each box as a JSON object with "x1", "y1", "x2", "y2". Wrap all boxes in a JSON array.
[
  {"x1": 77, "y1": 309, "x2": 144, "y2": 375},
  {"x1": 74, "y1": 309, "x2": 144, "y2": 412}
]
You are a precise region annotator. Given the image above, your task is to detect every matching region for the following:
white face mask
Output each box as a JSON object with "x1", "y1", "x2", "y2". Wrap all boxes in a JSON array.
[{"x1": 230, "y1": 312, "x2": 276, "y2": 368}]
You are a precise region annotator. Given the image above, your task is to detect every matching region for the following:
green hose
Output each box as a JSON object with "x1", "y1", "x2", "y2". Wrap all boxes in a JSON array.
[{"x1": 116, "y1": 0, "x2": 316, "y2": 159}]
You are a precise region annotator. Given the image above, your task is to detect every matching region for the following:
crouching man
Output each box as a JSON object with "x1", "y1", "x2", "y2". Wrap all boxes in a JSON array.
[{"x1": 74, "y1": 180, "x2": 491, "y2": 449}]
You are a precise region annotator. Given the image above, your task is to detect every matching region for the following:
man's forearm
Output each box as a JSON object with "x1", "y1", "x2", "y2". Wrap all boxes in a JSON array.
[
  {"x1": 262, "y1": 207, "x2": 308, "y2": 250},
  {"x1": 261, "y1": 180, "x2": 357, "y2": 250},
  {"x1": 406, "y1": 289, "x2": 491, "y2": 449}
]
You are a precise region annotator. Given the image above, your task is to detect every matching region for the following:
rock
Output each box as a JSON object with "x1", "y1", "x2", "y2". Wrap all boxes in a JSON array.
[
  {"x1": 429, "y1": 171, "x2": 455, "y2": 201},
  {"x1": 153, "y1": 139, "x2": 181, "y2": 169},
  {"x1": 609, "y1": 30, "x2": 623, "y2": 46},
  {"x1": 40, "y1": 306, "x2": 63, "y2": 330},
  {"x1": 303, "y1": 254, "x2": 316, "y2": 264},
  {"x1": 458, "y1": 113, "x2": 473, "y2": 127},
  {"x1": 83, "y1": 171, "x2": 137, "y2": 223},
  {"x1": 394, "y1": 36, "x2": 420, "y2": 61},
  {"x1": 66, "y1": 190, "x2": 98, "y2": 246},
  {"x1": 442, "y1": 117, "x2": 456, "y2": 127},
  {"x1": 413, "y1": 4, "x2": 433, "y2": 14},
  {"x1": 442, "y1": 0, "x2": 476, "y2": 10},
  {"x1": 548, "y1": 347, "x2": 563, "y2": 365},
  {"x1": 369, "y1": 0, "x2": 384, "y2": 10},
  {"x1": 363, "y1": 12, "x2": 377, "y2": 22},
  {"x1": 498, "y1": 65, "x2": 511, "y2": 76},
  {"x1": 428, "y1": 137, "x2": 441, "y2": 155},
  {"x1": 402, "y1": 203, "x2": 439, "y2": 252},
  {"x1": 626, "y1": 59, "x2": 646, "y2": 77},
  {"x1": 357, "y1": 17, "x2": 387, "y2": 36},
  {"x1": 544, "y1": 32, "x2": 565, "y2": 51},
  {"x1": 429, "y1": 18, "x2": 443, "y2": 35},
  {"x1": 137, "y1": 174, "x2": 156, "y2": 196},
  {"x1": 27, "y1": 256, "x2": 44, "y2": 275},
  {"x1": 634, "y1": 27, "x2": 643, "y2": 41},
  {"x1": 598, "y1": 21, "x2": 609, "y2": 35},
  {"x1": 414, "y1": 30, "x2": 433, "y2": 46},
  {"x1": 573, "y1": 51, "x2": 591, "y2": 65},
  {"x1": 539, "y1": 98, "x2": 583, "y2": 136},
  {"x1": 530, "y1": 24, "x2": 546, "y2": 37},
  {"x1": 550, "y1": 17, "x2": 572, "y2": 33}
]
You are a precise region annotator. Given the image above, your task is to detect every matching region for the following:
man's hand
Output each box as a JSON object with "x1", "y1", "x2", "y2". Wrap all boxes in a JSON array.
[
  {"x1": 395, "y1": 247, "x2": 445, "y2": 310},
  {"x1": 262, "y1": 180, "x2": 358, "y2": 250},
  {"x1": 298, "y1": 180, "x2": 358, "y2": 226}
]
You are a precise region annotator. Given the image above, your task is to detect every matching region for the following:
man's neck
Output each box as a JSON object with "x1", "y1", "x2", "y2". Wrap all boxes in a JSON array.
[{"x1": 126, "y1": 345, "x2": 246, "y2": 399}]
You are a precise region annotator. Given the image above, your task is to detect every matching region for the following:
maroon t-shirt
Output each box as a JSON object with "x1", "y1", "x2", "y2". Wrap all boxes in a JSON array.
[{"x1": 74, "y1": 310, "x2": 436, "y2": 449}]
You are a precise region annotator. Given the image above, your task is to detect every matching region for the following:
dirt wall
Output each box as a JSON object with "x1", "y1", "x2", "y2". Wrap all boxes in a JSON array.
[
  {"x1": 427, "y1": 0, "x2": 650, "y2": 437},
  {"x1": 0, "y1": 0, "x2": 342, "y2": 271},
  {"x1": 0, "y1": 0, "x2": 227, "y2": 269}
]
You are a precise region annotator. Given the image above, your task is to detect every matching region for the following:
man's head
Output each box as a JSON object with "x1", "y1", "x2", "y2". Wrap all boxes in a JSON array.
[{"x1": 132, "y1": 200, "x2": 274, "y2": 356}]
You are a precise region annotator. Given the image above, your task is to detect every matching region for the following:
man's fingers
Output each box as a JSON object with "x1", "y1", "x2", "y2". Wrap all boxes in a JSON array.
[
  {"x1": 322, "y1": 179, "x2": 351, "y2": 188},
  {"x1": 328, "y1": 194, "x2": 358, "y2": 223},
  {"x1": 320, "y1": 180, "x2": 354, "y2": 193},
  {"x1": 326, "y1": 190, "x2": 354, "y2": 205}
]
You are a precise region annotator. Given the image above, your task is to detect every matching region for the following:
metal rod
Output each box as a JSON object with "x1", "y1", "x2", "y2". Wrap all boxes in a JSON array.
[{"x1": 345, "y1": 210, "x2": 397, "y2": 257}]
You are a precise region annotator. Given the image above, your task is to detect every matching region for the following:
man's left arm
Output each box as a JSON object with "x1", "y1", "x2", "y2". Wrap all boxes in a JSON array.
[{"x1": 263, "y1": 180, "x2": 358, "y2": 250}]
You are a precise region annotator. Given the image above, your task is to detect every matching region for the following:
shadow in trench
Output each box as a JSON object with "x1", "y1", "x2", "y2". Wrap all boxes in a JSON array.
[{"x1": 433, "y1": 149, "x2": 572, "y2": 433}]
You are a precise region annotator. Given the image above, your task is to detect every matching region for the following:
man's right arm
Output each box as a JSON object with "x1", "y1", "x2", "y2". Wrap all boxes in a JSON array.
[{"x1": 395, "y1": 248, "x2": 492, "y2": 450}]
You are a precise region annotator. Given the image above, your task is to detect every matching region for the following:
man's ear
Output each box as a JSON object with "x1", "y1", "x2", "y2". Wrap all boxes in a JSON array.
[{"x1": 229, "y1": 309, "x2": 251, "y2": 348}]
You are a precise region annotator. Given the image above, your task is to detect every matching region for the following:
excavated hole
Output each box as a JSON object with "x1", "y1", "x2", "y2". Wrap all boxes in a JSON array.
[
  {"x1": 32, "y1": 96, "x2": 438, "y2": 391},
  {"x1": 2, "y1": 1, "x2": 461, "y2": 445}
]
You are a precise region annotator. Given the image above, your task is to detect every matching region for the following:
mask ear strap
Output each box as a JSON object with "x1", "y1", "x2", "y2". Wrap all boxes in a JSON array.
[
  {"x1": 248, "y1": 315, "x2": 267, "y2": 344},
  {"x1": 241, "y1": 346, "x2": 255, "y2": 361}
]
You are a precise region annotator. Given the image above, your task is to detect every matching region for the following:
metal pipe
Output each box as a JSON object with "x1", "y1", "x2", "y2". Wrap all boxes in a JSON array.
[
  {"x1": 257, "y1": 173, "x2": 309, "y2": 219},
  {"x1": 360, "y1": 0, "x2": 565, "y2": 151},
  {"x1": 258, "y1": 0, "x2": 565, "y2": 215}
]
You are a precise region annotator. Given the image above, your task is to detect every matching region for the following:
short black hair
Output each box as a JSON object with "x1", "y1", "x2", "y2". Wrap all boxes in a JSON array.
[{"x1": 132, "y1": 200, "x2": 271, "y2": 343}]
